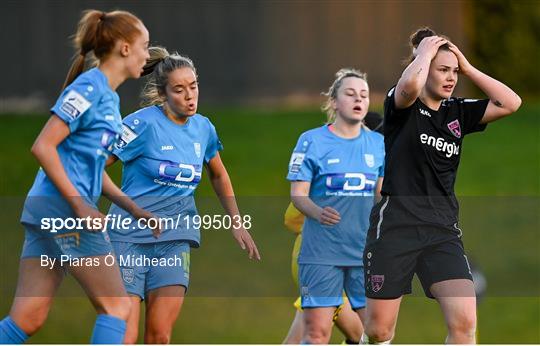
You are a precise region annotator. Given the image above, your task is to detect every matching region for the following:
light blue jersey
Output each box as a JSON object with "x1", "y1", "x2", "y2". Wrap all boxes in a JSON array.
[
  {"x1": 21, "y1": 67, "x2": 122, "y2": 226},
  {"x1": 287, "y1": 125, "x2": 385, "y2": 266},
  {"x1": 108, "y1": 105, "x2": 223, "y2": 245}
]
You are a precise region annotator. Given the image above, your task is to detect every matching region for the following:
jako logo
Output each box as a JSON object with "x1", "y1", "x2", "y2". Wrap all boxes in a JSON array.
[
  {"x1": 161, "y1": 145, "x2": 174, "y2": 151},
  {"x1": 419, "y1": 109, "x2": 431, "y2": 117},
  {"x1": 420, "y1": 133, "x2": 459, "y2": 158}
]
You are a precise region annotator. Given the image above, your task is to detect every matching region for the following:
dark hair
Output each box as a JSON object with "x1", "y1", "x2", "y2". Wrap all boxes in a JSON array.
[
  {"x1": 63, "y1": 9, "x2": 143, "y2": 89},
  {"x1": 405, "y1": 26, "x2": 451, "y2": 65}
]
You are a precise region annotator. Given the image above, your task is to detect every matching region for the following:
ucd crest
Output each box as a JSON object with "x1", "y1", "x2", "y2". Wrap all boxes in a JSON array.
[
  {"x1": 364, "y1": 154, "x2": 375, "y2": 167},
  {"x1": 194, "y1": 142, "x2": 201, "y2": 158},
  {"x1": 122, "y1": 268, "x2": 134, "y2": 284}
]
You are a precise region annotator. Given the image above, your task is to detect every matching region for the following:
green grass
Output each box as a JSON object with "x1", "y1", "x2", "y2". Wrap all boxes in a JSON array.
[{"x1": 0, "y1": 103, "x2": 538, "y2": 343}]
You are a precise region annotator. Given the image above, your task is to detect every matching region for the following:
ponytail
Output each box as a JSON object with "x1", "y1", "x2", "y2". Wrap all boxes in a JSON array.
[{"x1": 62, "y1": 9, "x2": 142, "y2": 89}]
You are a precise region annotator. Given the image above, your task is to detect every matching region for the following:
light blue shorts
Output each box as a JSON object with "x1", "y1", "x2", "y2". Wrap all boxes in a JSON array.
[
  {"x1": 21, "y1": 222, "x2": 113, "y2": 259},
  {"x1": 299, "y1": 264, "x2": 366, "y2": 310},
  {"x1": 112, "y1": 241, "x2": 190, "y2": 300}
]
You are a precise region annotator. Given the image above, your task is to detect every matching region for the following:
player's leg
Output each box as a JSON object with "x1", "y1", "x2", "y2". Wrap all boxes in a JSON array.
[
  {"x1": 282, "y1": 298, "x2": 304, "y2": 344},
  {"x1": 123, "y1": 295, "x2": 142, "y2": 344},
  {"x1": 362, "y1": 297, "x2": 402, "y2": 343},
  {"x1": 144, "y1": 286, "x2": 185, "y2": 344},
  {"x1": 363, "y1": 217, "x2": 421, "y2": 343},
  {"x1": 143, "y1": 241, "x2": 190, "y2": 344},
  {"x1": 299, "y1": 264, "x2": 343, "y2": 344},
  {"x1": 418, "y1": 234, "x2": 477, "y2": 344},
  {"x1": 1, "y1": 258, "x2": 63, "y2": 341},
  {"x1": 303, "y1": 307, "x2": 336, "y2": 344},
  {"x1": 67, "y1": 255, "x2": 131, "y2": 343},
  {"x1": 111, "y1": 241, "x2": 147, "y2": 344},
  {"x1": 0, "y1": 228, "x2": 65, "y2": 342},
  {"x1": 432, "y1": 280, "x2": 476, "y2": 344},
  {"x1": 334, "y1": 299, "x2": 363, "y2": 344},
  {"x1": 283, "y1": 234, "x2": 304, "y2": 344},
  {"x1": 340, "y1": 266, "x2": 367, "y2": 343},
  {"x1": 66, "y1": 231, "x2": 133, "y2": 344}
]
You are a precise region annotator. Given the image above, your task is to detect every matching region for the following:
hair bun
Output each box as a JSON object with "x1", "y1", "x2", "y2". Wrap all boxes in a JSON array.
[{"x1": 410, "y1": 27, "x2": 437, "y2": 48}]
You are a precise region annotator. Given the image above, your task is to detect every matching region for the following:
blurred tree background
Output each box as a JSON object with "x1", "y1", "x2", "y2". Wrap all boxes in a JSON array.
[{"x1": 468, "y1": 0, "x2": 540, "y2": 98}]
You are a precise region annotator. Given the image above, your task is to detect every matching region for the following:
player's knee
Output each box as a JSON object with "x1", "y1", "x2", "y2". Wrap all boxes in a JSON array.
[
  {"x1": 447, "y1": 314, "x2": 476, "y2": 339},
  {"x1": 304, "y1": 327, "x2": 331, "y2": 344},
  {"x1": 123, "y1": 329, "x2": 139, "y2": 344},
  {"x1": 14, "y1": 308, "x2": 48, "y2": 336},
  {"x1": 365, "y1": 324, "x2": 394, "y2": 343},
  {"x1": 97, "y1": 297, "x2": 132, "y2": 321},
  {"x1": 145, "y1": 330, "x2": 171, "y2": 344}
]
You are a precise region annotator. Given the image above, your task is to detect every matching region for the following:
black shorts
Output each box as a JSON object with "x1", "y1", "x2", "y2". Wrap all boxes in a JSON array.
[{"x1": 364, "y1": 196, "x2": 473, "y2": 299}]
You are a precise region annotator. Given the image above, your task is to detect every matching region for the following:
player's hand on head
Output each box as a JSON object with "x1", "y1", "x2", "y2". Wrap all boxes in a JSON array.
[
  {"x1": 447, "y1": 42, "x2": 473, "y2": 75},
  {"x1": 416, "y1": 36, "x2": 448, "y2": 61},
  {"x1": 232, "y1": 227, "x2": 261, "y2": 261},
  {"x1": 318, "y1": 206, "x2": 341, "y2": 225}
]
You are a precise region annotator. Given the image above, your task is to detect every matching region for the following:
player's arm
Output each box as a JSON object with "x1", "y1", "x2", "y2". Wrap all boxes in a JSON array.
[
  {"x1": 395, "y1": 36, "x2": 448, "y2": 109},
  {"x1": 290, "y1": 181, "x2": 340, "y2": 226},
  {"x1": 106, "y1": 154, "x2": 118, "y2": 166},
  {"x1": 375, "y1": 177, "x2": 383, "y2": 204},
  {"x1": 31, "y1": 115, "x2": 103, "y2": 221},
  {"x1": 101, "y1": 171, "x2": 160, "y2": 238},
  {"x1": 447, "y1": 43, "x2": 522, "y2": 124},
  {"x1": 206, "y1": 153, "x2": 261, "y2": 260}
]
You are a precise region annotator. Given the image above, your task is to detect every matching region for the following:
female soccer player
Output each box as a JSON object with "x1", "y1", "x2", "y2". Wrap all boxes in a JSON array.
[
  {"x1": 362, "y1": 27, "x2": 521, "y2": 344},
  {"x1": 106, "y1": 46, "x2": 260, "y2": 344},
  {"x1": 283, "y1": 112, "x2": 383, "y2": 344},
  {"x1": 287, "y1": 69, "x2": 385, "y2": 344},
  {"x1": 0, "y1": 9, "x2": 152, "y2": 344}
]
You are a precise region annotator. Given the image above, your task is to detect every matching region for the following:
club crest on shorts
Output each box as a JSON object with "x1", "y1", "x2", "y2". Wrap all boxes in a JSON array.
[
  {"x1": 122, "y1": 268, "x2": 134, "y2": 284},
  {"x1": 371, "y1": 274, "x2": 384, "y2": 293},
  {"x1": 364, "y1": 154, "x2": 375, "y2": 167},
  {"x1": 194, "y1": 142, "x2": 201, "y2": 158},
  {"x1": 447, "y1": 119, "x2": 461, "y2": 138}
]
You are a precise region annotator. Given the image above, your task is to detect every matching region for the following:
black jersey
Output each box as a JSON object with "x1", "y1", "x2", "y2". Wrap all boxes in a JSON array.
[{"x1": 381, "y1": 87, "x2": 489, "y2": 226}]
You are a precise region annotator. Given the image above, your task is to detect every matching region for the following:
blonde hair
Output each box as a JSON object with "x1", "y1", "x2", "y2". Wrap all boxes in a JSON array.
[
  {"x1": 140, "y1": 46, "x2": 197, "y2": 107},
  {"x1": 322, "y1": 68, "x2": 368, "y2": 123},
  {"x1": 63, "y1": 9, "x2": 143, "y2": 89}
]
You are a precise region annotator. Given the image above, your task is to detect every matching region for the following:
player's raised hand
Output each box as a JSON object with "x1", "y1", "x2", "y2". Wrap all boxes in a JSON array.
[
  {"x1": 447, "y1": 42, "x2": 473, "y2": 75},
  {"x1": 232, "y1": 226, "x2": 261, "y2": 261},
  {"x1": 415, "y1": 36, "x2": 448, "y2": 61},
  {"x1": 318, "y1": 206, "x2": 341, "y2": 225}
]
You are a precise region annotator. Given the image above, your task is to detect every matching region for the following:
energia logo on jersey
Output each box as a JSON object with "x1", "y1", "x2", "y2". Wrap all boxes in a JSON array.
[
  {"x1": 420, "y1": 133, "x2": 460, "y2": 158},
  {"x1": 326, "y1": 172, "x2": 376, "y2": 196},
  {"x1": 158, "y1": 161, "x2": 202, "y2": 184}
]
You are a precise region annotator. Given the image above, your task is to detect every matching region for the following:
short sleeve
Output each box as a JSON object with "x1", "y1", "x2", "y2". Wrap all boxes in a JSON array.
[
  {"x1": 286, "y1": 133, "x2": 318, "y2": 182},
  {"x1": 112, "y1": 115, "x2": 149, "y2": 162},
  {"x1": 50, "y1": 79, "x2": 99, "y2": 133},
  {"x1": 204, "y1": 120, "x2": 223, "y2": 163},
  {"x1": 383, "y1": 86, "x2": 414, "y2": 135},
  {"x1": 459, "y1": 98, "x2": 490, "y2": 135}
]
